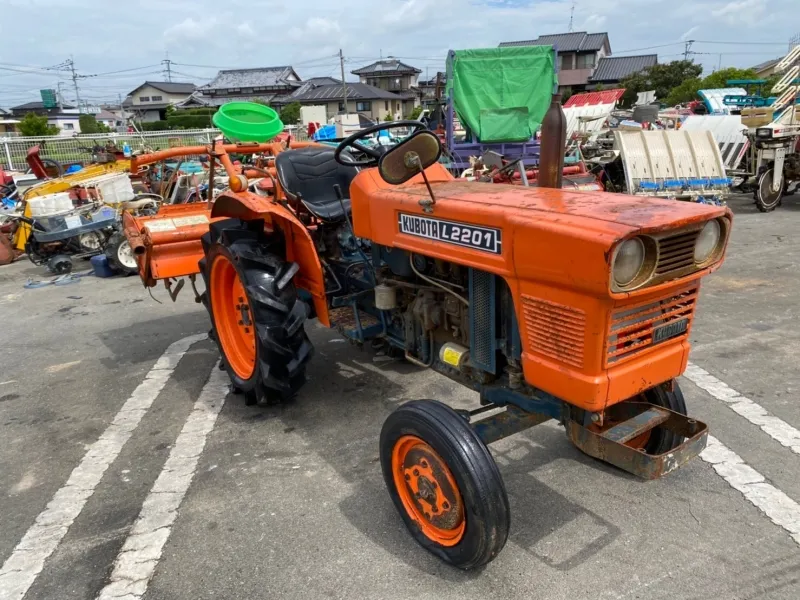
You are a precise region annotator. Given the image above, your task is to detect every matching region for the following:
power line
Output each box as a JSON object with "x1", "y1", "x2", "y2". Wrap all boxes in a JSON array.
[{"x1": 693, "y1": 39, "x2": 791, "y2": 46}]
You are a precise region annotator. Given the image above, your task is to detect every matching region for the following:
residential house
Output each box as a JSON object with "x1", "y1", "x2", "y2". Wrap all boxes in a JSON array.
[
  {"x1": 751, "y1": 58, "x2": 782, "y2": 78},
  {"x1": 178, "y1": 66, "x2": 302, "y2": 109},
  {"x1": 10, "y1": 100, "x2": 78, "y2": 118},
  {"x1": 123, "y1": 82, "x2": 196, "y2": 122},
  {"x1": 94, "y1": 109, "x2": 124, "y2": 129},
  {"x1": 351, "y1": 59, "x2": 422, "y2": 117},
  {"x1": 587, "y1": 55, "x2": 658, "y2": 88},
  {"x1": 417, "y1": 73, "x2": 445, "y2": 108},
  {"x1": 289, "y1": 82, "x2": 405, "y2": 121},
  {"x1": 0, "y1": 108, "x2": 18, "y2": 134},
  {"x1": 500, "y1": 31, "x2": 611, "y2": 92},
  {"x1": 9, "y1": 101, "x2": 82, "y2": 136}
]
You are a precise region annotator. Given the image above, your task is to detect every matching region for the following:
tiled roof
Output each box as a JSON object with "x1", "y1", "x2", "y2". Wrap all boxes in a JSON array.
[
  {"x1": 201, "y1": 67, "x2": 300, "y2": 90},
  {"x1": 589, "y1": 54, "x2": 657, "y2": 82},
  {"x1": 352, "y1": 59, "x2": 421, "y2": 75},
  {"x1": 500, "y1": 31, "x2": 609, "y2": 53},
  {"x1": 751, "y1": 57, "x2": 780, "y2": 72},
  {"x1": 143, "y1": 81, "x2": 196, "y2": 95},
  {"x1": 291, "y1": 82, "x2": 402, "y2": 102},
  {"x1": 11, "y1": 100, "x2": 76, "y2": 110},
  {"x1": 177, "y1": 93, "x2": 278, "y2": 108}
]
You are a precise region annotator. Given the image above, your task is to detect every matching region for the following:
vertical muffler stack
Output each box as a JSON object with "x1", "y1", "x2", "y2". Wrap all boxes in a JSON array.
[{"x1": 538, "y1": 93, "x2": 567, "y2": 189}]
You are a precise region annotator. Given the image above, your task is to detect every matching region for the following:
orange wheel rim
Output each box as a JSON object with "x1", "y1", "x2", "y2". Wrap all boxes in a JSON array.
[
  {"x1": 210, "y1": 254, "x2": 256, "y2": 380},
  {"x1": 391, "y1": 435, "x2": 466, "y2": 546}
]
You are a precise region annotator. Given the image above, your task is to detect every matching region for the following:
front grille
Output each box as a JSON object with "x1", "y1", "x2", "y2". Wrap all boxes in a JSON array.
[
  {"x1": 469, "y1": 269, "x2": 496, "y2": 372},
  {"x1": 521, "y1": 296, "x2": 586, "y2": 368},
  {"x1": 606, "y1": 286, "x2": 698, "y2": 366},
  {"x1": 655, "y1": 230, "x2": 699, "y2": 276}
]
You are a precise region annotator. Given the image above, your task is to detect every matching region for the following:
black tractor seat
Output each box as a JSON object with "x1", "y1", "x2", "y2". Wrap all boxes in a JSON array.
[{"x1": 275, "y1": 147, "x2": 358, "y2": 222}]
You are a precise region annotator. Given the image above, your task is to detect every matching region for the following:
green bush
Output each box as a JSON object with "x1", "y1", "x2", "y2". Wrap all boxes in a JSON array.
[
  {"x1": 140, "y1": 121, "x2": 170, "y2": 131},
  {"x1": 167, "y1": 114, "x2": 214, "y2": 129}
]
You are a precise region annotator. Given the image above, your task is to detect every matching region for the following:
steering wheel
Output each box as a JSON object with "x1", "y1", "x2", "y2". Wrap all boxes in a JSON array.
[{"x1": 334, "y1": 120, "x2": 428, "y2": 167}]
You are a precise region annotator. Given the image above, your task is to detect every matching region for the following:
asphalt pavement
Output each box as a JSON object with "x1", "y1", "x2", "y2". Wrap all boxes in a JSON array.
[{"x1": 1, "y1": 192, "x2": 800, "y2": 600}]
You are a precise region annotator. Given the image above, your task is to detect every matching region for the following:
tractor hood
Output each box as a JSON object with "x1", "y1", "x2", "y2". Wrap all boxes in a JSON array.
[
  {"x1": 399, "y1": 178, "x2": 728, "y2": 233},
  {"x1": 350, "y1": 166, "x2": 731, "y2": 298}
]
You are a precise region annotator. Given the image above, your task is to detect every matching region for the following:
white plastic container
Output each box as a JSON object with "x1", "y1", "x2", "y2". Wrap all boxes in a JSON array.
[
  {"x1": 28, "y1": 192, "x2": 73, "y2": 216},
  {"x1": 96, "y1": 174, "x2": 135, "y2": 205}
]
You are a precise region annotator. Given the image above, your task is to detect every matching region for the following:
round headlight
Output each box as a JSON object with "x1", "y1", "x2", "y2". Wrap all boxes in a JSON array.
[
  {"x1": 613, "y1": 238, "x2": 646, "y2": 286},
  {"x1": 694, "y1": 220, "x2": 721, "y2": 264}
]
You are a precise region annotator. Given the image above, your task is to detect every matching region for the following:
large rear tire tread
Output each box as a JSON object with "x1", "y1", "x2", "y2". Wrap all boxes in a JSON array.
[
  {"x1": 201, "y1": 219, "x2": 313, "y2": 405},
  {"x1": 380, "y1": 400, "x2": 510, "y2": 570}
]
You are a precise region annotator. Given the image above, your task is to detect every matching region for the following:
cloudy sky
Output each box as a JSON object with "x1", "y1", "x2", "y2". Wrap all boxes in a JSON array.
[{"x1": 0, "y1": 0, "x2": 796, "y2": 108}]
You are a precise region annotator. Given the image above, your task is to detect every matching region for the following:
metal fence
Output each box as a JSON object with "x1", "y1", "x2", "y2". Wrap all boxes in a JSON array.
[
  {"x1": 0, "y1": 126, "x2": 316, "y2": 171},
  {"x1": 0, "y1": 129, "x2": 220, "y2": 171}
]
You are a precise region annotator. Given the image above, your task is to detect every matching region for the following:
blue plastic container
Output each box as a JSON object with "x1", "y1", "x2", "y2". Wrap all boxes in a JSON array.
[{"x1": 90, "y1": 254, "x2": 115, "y2": 278}]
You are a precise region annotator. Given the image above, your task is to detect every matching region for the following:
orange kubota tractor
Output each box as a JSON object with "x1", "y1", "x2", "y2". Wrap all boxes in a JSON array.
[{"x1": 124, "y1": 121, "x2": 731, "y2": 569}]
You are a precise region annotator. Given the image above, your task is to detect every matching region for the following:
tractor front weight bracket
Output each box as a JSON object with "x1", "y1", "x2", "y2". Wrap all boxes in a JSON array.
[{"x1": 472, "y1": 385, "x2": 708, "y2": 480}]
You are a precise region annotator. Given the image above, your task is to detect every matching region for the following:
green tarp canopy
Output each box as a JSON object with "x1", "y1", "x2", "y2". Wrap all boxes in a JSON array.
[{"x1": 446, "y1": 46, "x2": 557, "y2": 143}]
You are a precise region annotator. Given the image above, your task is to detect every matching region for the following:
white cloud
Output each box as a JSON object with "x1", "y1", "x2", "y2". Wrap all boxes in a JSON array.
[
  {"x1": 711, "y1": 0, "x2": 766, "y2": 24},
  {"x1": 681, "y1": 26, "x2": 699, "y2": 40},
  {"x1": 580, "y1": 13, "x2": 608, "y2": 30},
  {"x1": 236, "y1": 22, "x2": 256, "y2": 38},
  {"x1": 163, "y1": 17, "x2": 218, "y2": 43},
  {"x1": 0, "y1": 0, "x2": 797, "y2": 106}
]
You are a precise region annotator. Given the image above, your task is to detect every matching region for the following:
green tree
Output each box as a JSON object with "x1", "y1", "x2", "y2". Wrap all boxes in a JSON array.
[
  {"x1": 665, "y1": 67, "x2": 761, "y2": 106},
  {"x1": 78, "y1": 114, "x2": 111, "y2": 134},
  {"x1": 620, "y1": 60, "x2": 703, "y2": 107},
  {"x1": 665, "y1": 78, "x2": 703, "y2": 106},
  {"x1": 278, "y1": 102, "x2": 301, "y2": 125},
  {"x1": 409, "y1": 105, "x2": 423, "y2": 119},
  {"x1": 383, "y1": 112, "x2": 395, "y2": 122},
  {"x1": 17, "y1": 113, "x2": 60, "y2": 136},
  {"x1": 701, "y1": 67, "x2": 759, "y2": 90}
]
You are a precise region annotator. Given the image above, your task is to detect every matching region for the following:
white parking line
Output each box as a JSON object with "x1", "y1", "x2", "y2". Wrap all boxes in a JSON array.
[
  {"x1": 96, "y1": 362, "x2": 228, "y2": 600},
  {"x1": 0, "y1": 333, "x2": 207, "y2": 600},
  {"x1": 701, "y1": 435, "x2": 800, "y2": 545},
  {"x1": 685, "y1": 363, "x2": 800, "y2": 455}
]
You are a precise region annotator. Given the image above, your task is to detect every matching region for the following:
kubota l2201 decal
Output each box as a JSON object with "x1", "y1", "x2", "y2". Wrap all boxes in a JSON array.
[{"x1": 397, "y1": 213, "x2": 502, "y2": 254}]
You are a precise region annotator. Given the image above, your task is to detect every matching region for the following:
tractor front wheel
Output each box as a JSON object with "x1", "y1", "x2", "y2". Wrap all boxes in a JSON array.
[
  {"x1": 380, "y1": 400, "x2": 510, "y2": 570},
  {"x1": 200, "y1": 219, "x2": 313, "y2": 406},
  {"x1": 639, "y1": 380, "x2": 687, "y2": 455},
  {"x1": 754, "y1": 168, "x2": 784, "y2": 212}
]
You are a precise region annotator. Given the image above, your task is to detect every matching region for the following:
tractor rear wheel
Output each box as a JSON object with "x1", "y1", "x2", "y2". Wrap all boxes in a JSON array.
[
  {"x1": 380, "y1": 400, "x2": 510, "y2": 569},
  {"x1": 200, "y1": 218, "x2": 313, "y2": 406}
]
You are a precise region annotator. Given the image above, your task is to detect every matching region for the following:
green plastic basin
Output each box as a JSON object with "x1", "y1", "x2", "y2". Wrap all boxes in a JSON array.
[{"x1": 212, "y1": 102, "x2": 284, "y2": 142}]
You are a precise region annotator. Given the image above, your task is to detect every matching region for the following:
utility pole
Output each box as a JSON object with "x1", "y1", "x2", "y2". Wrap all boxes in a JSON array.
[
  {"x1": 162, "y1": 53, "x2": 172, "y2": 82},
  {"x1": 118, "y1": 93, "x2": 125, "y2": 123},
  {"x1": 683, "y1": 40, "x2": 694, "y2": 61},
  {"x1": 339, "y1": 49, "x2": 348, "y2": 115},
  {"x1": 67, "y1": 57, "x2": 82, "y2": 112}
]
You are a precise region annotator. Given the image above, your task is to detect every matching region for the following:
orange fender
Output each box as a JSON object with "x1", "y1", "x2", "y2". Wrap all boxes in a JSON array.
[{"x1": 211, "y1": 192, "x2": 329, "y2": 327}]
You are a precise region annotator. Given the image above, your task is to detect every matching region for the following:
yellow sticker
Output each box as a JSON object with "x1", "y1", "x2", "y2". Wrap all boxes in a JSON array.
[{"x1": 442, "y1": 347, "x2": 464, "y2": 367}]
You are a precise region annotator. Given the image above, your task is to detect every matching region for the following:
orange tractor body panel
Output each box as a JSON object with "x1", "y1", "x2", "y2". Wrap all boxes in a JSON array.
[
  {"x1": 349, "y1": 164, "x2": 730, "y2": 411},
  {"x1": 123, "y1": 138, "x2": 730, "y2": 414}
]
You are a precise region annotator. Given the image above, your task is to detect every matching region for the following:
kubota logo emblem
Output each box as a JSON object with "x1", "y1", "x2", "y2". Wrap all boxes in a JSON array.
[{"x1": 398, "y1": 213, "x2": 502, "y2": 255}]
